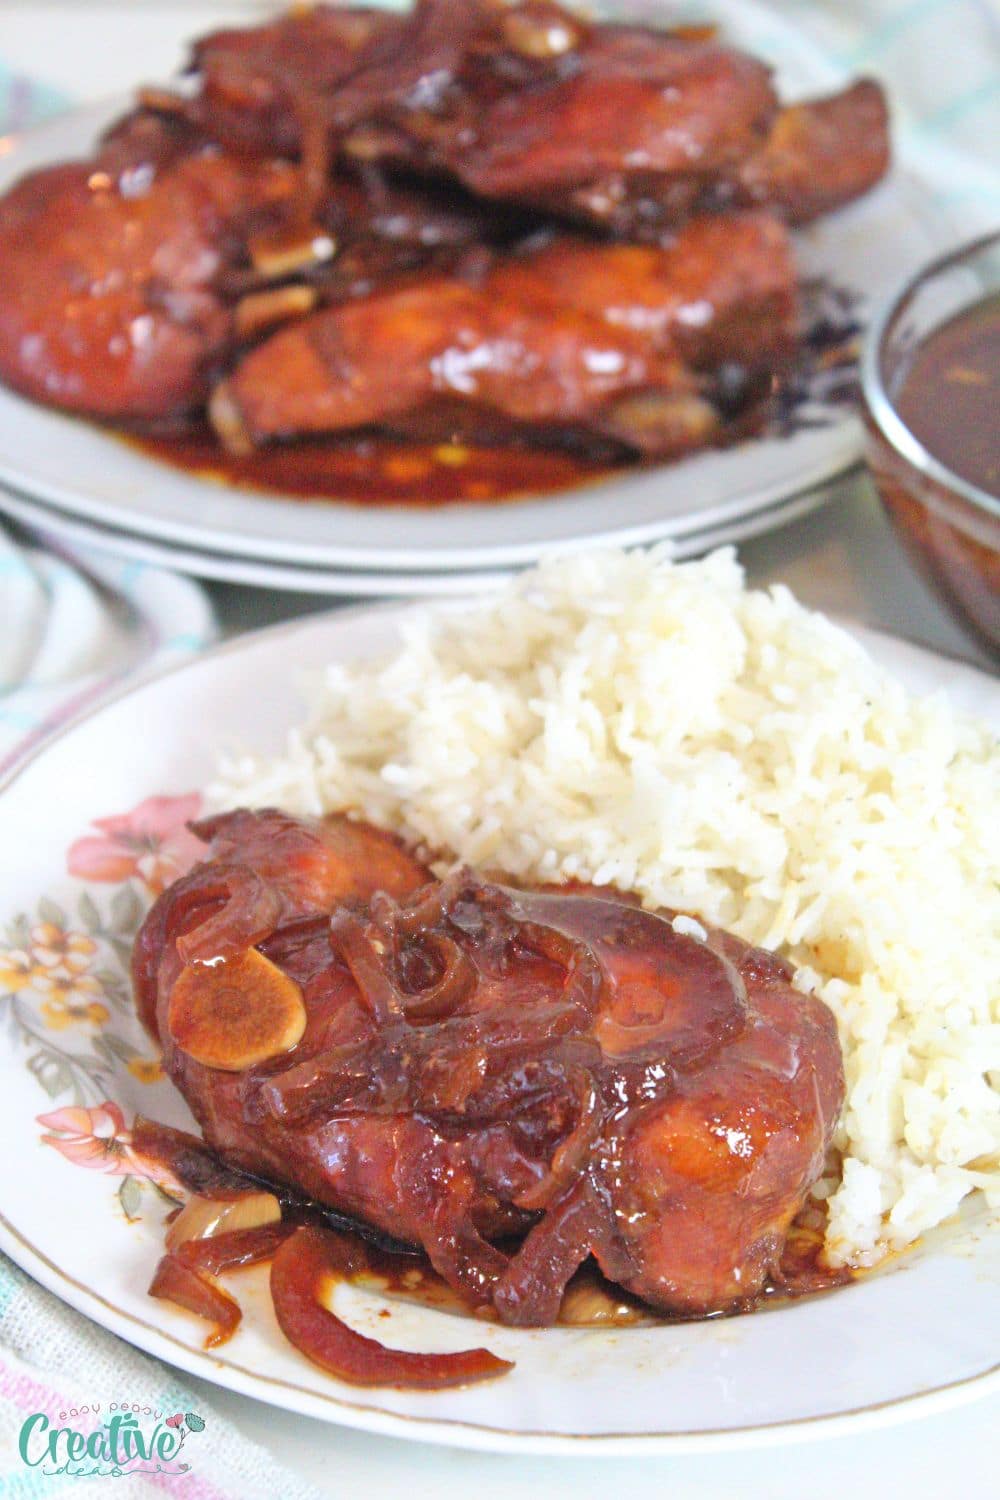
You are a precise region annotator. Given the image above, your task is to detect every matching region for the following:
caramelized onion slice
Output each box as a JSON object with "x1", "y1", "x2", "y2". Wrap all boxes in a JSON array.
[
  {"x1": 270, "y1": 1227, "x2": 513, "y2": 1389},
  {"x1": 149, "y1": 1253, "x2": 242, "y2": 1349},
  {"x1": 131, "y1": 1116, "x2": 261, "y2": 1199},
  {"x1": 150, "y1": 1222, "x2": 293, "y2": 1348},
  {"x1": 176, "y1": 1221, "x2": 294, "y2": 1276},
  {"x1": 168, "y1": 949, "x2": 307, "y2": 1071},
  {"x1": 166, "y1": 1190, "x2": 281, "y2": 1251},
  {"x1": 172, "y1": 865, "x2": 284, "y2": 965}
]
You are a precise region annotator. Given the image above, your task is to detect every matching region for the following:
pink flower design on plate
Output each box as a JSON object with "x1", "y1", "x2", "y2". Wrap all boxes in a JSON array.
[
  {"x1": 67, "y1": 794, "x2": 205, "y2": 894},
  {"x1": 37, "y1": 1102, "x2": 182, "y2": 1191}
]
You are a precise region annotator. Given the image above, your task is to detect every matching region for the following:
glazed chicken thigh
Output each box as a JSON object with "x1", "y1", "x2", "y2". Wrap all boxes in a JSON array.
[
  {"x1": 0, "y1": 0, "x2": 890, "y2": 459},
  {"x1": 134, "y1": 809, "x2": 844, "y2": 1324},
  {"x1": 0, "y1": 123, "x2": 274, "y2": 420},
  {"x1": 213, "y1": 212, "x2": 797, "y2": 454},
  {"x1": 0, "y1": 109, "x2": 519, "y2": 423},
  {"x1": 189, "y1": 0, "x2": 887, "y2": 231}
]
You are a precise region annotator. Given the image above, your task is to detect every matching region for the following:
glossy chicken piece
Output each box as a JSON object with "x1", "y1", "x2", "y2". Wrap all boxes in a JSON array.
[
  {"x1": 214, "y1": 212, "x2": 797, "y2": 454},
  {"x1": 212, "y1": 274, "x2": 704, "y2": 456},
  {"x1": 187, "y1": 5, "x2": 403, "y2": 162},
  {"x1": 499, "y1": 214, "x2": 798, "y2": 382},
  {"x1": 559, "y1": 81, "x2": 892, "y2": 236},
  {"x1": 338, "y1": 5, "x2": 776, "y2": 199},
  {"x1": 0, "y1": 98, "x2": 523, "y2": 424},
  {"x1": 0, "y1": 119, "x2": 298, "y2": 420},
  {"x1": 135, "y1": 808, "x2": 844, "y2": 1322},
  {"x1": 189, "y1": 1, "x2": 887, "y2": 232},
  {"x1": 191, "y1": 1, "x2": 777, "y2": 223},
  {"x1": 132, "y1": 808, "x2": 431, "y2": 1035},
  {"x1": 736, "y1": 80, "x2": 891, "y2": 225}
]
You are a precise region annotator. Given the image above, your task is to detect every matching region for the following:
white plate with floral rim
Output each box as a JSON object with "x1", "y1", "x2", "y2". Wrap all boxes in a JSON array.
[
  {"x1": 0, "y1": 601, "x2": 998, "y2": 1456},
  {"x1": 0, "y1": 0, "x2": 987, "y2": 576}
]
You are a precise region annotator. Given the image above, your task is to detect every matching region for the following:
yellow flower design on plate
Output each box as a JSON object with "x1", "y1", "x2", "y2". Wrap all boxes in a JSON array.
[
  {"x1": 127, "y1": 1058, "x2": 164, "y2": 1084},
  {"x1": 0, "y1": 948, "x2": 35, "y2": 994},
  {"x1": 40, "y1": 999, "x2": 110, "y2": 1031},
  {"x1": 34, "y1": 966, "x2": 109, "y2": 1029},
  {"x1": 29, "y1": 922, "x2": 97, "y2": 974}
]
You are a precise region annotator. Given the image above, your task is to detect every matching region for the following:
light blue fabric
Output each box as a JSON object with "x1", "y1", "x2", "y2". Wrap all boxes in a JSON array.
[
  {"x1": 0, "y1": 63, "x2": 67, "y2": 132},
  {"x1": 0, "y1": 524, "x2": 216, "y2": 775}
]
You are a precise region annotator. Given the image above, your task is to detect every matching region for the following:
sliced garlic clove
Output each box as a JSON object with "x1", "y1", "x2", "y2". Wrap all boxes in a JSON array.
[
  {"x1": 207, "y1": 382, "x2": 254, "y2": 456},
  {"x1": 167, "y1": 948, "x2": 307, "y2": 1071},
  {"x1": 248, "y1": 230, "x2": 337, "y2": 281},
  {"x1": 234, "y1": 283, "x2": 318, "y2": 339}
]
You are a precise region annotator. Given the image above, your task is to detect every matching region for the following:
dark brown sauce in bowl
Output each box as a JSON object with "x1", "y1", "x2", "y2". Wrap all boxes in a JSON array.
[
  {"x1": 893, "y1": 295, "x2": 1000, "y2": 500},
  {"x1": 862, "y1": 235, "x2": 1000, "y2": 658}
]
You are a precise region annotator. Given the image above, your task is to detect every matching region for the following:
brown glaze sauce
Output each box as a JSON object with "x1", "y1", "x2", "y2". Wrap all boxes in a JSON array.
[
  {"x1": 127, "y1": 426, "x2": 627, "y2": 506},
  {"x1": 119, "y1": 280, "x2": 859, "y2": 509},
  {"x1": 352, "y1": 1201, "x2": 845, "y2": 1330},
  {"x1": 136, "y1": 1115, "x2": 848, "y2": 1380},
  {"x1": 893, "y1": 294, "x2": 1000, "y2": 499}
]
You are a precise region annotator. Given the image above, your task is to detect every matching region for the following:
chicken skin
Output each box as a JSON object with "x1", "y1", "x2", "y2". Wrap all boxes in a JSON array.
[
  {"x1": 0, "y1": 0, "x2": 889, "y2": 458},
  {"x1": 134, "y1": 808, "x2": 844, "y2": 1324},
  {"x1": 188, "y1": 1, "x2": 887, "y2": 232},
  {"x1": 214, "y1": 212, "x2": 797, "y2": 455},
  {"x1": 0, "y1": 136, "x2": 273, "y2": 420}
]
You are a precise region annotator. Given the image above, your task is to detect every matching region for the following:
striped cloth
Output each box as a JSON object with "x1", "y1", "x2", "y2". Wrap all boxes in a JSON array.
[
  {"x1": 0, "y1": 527, "x2": 216, "y2": 776},
  {"x1": 0, "y1": 1257, "x2": 324, "y2": 1500},
  {"x1": 784, "y1": 0, "x2": 1000, "y2": 163}
]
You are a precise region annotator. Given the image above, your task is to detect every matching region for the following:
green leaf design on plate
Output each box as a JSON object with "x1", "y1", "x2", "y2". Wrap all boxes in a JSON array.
[
  {"x1": 110, "y1": 885, "x2": 144, "y2": 936},
  {"x1": 118, "y1": 1175, "x2": 143, "y2": 1221},
  {"x1": 29, "y1": 1051, "x2": 75, "y2": 1099},
  {"x1": 108, "y1": 935, "x2": 138, "y2": 975},
  {"x1": 93, "y1": 969, "x2": 132, "y2": 1012},
  {"x1": 184, "y1": 1413, "x2": 205, "y2": 1433},
  {"x1": 100, "y1": 1031, "x2": 141, "y2": 1064},
  {"x1": 77, "y1": 891, "x2": 101, "y2": 933},
  {"x1": 37, "y1": 896, "x2": 66, "y2": 928},
  {"x1": 4, "y1": 913, "x2": 31, "y2": 949}
]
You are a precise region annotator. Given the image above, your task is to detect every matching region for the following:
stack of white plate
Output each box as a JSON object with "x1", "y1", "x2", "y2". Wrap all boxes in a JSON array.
[{"x1": 0, "y1": 81, "x2": 957, "y2": 596}]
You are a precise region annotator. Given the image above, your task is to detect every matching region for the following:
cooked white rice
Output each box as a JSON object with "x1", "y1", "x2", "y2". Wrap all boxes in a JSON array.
[{"x1": 211, "y1": 547, "x2": 1000, "y2": 1266}]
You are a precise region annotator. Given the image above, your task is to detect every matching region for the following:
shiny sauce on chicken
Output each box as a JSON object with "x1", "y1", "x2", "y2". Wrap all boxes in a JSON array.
[
  {"x1": 139, "y1": 1113, "x2": 846, "y2": 1353},
  {"x1": 134, "y1": 809, "x2": 849, "y2": 1388}
]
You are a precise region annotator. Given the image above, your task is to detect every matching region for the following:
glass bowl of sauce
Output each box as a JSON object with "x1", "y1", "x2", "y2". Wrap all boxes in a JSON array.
[{"x1": 861, "y1": 230, "x2": 1000, "y2": 656}]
